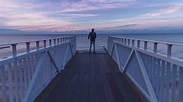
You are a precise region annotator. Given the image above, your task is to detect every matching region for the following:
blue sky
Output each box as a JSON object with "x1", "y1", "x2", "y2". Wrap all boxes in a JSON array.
[{"x1": 0, "y1": 0, "x2": 183, "y2": 33}]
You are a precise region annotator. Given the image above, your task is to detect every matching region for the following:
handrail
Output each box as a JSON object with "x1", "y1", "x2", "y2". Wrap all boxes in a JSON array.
[
  {"x1": 0, "y1": 36, "x2": 76, "y2": 102},
  {"x1": 0, "y1": 36, "x2": 75, "y2": 59},
  {"x1": 0, "y1": 36, "x2": 74, "y2": 46},
  {"x1": 108, "y1": 36, "x2": 183, "y2": 59},
  {"x1": 109, "y1": 36, "x2": 183, "y2": 46},
  {"x1": 108, "y1": 36, "x2": 183, "y2": 102}
]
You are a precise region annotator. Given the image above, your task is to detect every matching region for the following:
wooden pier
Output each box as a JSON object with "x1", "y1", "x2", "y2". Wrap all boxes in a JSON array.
[
  {"x1": 1, "y1": 36, "x2": 182, "y2": 102},
  {"x1": 34, "y1": 52, "x2": 146, "y2": 102}
]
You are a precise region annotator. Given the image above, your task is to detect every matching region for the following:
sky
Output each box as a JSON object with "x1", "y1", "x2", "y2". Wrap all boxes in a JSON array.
[{"x1": 0, "y1": 0, "x2": 183, "y2": 33}]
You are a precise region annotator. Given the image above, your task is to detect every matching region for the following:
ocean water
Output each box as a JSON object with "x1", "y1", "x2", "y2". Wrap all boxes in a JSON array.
[
  {"x1": 0, "y1": 34, "x2": 108, "y2": 52},
  {"x1": 1, "y1": 34, "x2": 183, "y2": 59}
]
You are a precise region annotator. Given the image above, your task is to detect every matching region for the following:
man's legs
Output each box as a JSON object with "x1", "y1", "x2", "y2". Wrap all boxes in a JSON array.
[
  {"x1": 93, "y1": 41, "x2": 95, "y2": 53},
  {"x1": 89, "y1": 41, "x2": 92, "y2": 53},
  {"x1": 89, "y1": 41, "x2": 95, "y2": 53}
]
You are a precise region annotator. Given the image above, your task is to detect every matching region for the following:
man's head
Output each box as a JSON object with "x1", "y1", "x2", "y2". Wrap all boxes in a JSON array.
[{"x1": 92, "y1": 28, "x2": 94, "y2": 32}]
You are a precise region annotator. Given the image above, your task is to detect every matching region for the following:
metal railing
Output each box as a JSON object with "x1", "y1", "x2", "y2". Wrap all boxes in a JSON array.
[
  {"x1": 0, "y1": 36, "x2": 76, "y2": 102},
  {"x1": 108, "y1": 36, "x2": 183, "y2": 102}
]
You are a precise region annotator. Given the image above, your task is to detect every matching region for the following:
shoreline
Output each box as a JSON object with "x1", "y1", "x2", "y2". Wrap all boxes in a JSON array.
[{"x1": 0, "y1": 46, "x2": 10, "y2": 49}]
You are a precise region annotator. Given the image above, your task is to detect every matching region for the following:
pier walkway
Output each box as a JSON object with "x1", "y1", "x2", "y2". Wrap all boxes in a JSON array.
[
  {"x1": 1, "y1": 36, "x2": 183, "y2": 102},
  {"x1": 35, "y1": 52, "x2": 145, "y2": 102}
]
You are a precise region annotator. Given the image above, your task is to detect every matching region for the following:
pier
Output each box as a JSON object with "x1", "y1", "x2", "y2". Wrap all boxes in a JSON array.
[
  {"x1": 0, "y1": 36, "x2": 183, "y2": 102},
  {"x1": 34, "y1": 52, "x2": 145, "y2": 102}
]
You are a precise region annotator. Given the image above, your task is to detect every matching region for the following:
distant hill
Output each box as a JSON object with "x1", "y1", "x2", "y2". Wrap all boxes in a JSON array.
[
  {"x1": 0, "y1": 28, "x2": 23, "y2": 34},
  {"x1": 0, "y1": 28, "x2": 20, "y2": 31},
  {"x1": 0, "y1": 28, "x2": 54, "y2": 35}
]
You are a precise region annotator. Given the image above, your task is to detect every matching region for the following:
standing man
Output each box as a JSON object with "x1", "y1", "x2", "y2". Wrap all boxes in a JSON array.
[{"x1": 88, "y1": 28, "x2": 96, "y2": 53}]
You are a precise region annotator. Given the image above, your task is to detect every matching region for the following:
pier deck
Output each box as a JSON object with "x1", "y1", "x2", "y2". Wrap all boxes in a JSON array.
[{"x1": 34, "y1": 52, "x2": 146, "y2": 102}]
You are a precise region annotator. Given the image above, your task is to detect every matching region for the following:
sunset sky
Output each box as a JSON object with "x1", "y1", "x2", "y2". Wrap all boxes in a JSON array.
[{"x1": 0, "y1": 0, "x2": 183, "y2": 32}]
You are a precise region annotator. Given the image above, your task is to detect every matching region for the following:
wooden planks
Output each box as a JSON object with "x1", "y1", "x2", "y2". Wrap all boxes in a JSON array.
[{"x1": 34, "y1": 53, "x2": 146, "y2": 102}]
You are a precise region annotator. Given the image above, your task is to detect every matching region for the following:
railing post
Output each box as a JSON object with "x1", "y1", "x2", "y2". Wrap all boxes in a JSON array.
[
  {"x1": 64, "y1": 38, "x2": 66, "y2": 43},
  {"x1": 128, "y1": 39, "x2": 130, "y2": 45},
  {"x1": 49, "y1": 39, "x2": 52, "y2": 46},
  {"x1": 144, "y1": 41, "x2": 147, "y2": 50},
  {"x1": 153, "y1": 42, "x2": 158, "y2": 53},
  {"x1": 121, "y1": 38, "x2": 123, "y2": 44},
  {"x1": 137, "y1": 40, "x2": 140, "y2": 48},
  {"x1": 132, "y1": 39, "x2": 135, "y2": 46},
  {"x1": 57, "y1": 38, "x2": 59, "y2": 44},
  {"x1": 61, "y1": 38, "x2": 63, "y2": 43},
  {"x1": 54, "y1": 39, "x2": 56, "y2": 45},
  {"x1": 124, "y1": 38, "x2": 127, "y2": 45},
  {"x1": 12, "y1": 44, "x2": 17, "y2": 57},
  {"x1": 26, "y1": 42, "x2": 30, "y2": 53},
  {"x1": 36, "y1": 41, "x2": 39, "y2": 50},
  {"x1": 167, "y1": 44, "x2": 172, "y2": 57},
  {"x1": 43, "y1": 40, "x2": 46, "y2": 48},
  {"x1": 60, "y1": 38, "x2": 62, "y2": 43}
]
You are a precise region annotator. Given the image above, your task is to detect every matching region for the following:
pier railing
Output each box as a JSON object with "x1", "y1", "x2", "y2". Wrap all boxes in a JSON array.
[
  {"x1": 0, "y1": 36, "x2": 76, "y2": 102},
  {"x1": 108, "y1": 36, "x2": 183, "y2": 102}
]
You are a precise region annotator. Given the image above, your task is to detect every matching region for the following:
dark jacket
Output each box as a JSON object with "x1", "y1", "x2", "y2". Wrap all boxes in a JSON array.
[{"x1": 88, "y1": 32, "x2": 96, "y2": 41}]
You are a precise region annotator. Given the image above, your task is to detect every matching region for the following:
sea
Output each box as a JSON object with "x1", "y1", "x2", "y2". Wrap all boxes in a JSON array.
[{"x1": 1, "y1": 34, "x2": 183, "y2": 60}]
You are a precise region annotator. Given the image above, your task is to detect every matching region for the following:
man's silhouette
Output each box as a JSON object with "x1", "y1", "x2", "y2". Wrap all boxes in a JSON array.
[{"x1": 88, "y1": 28, "x2": 96, "y2": 53}]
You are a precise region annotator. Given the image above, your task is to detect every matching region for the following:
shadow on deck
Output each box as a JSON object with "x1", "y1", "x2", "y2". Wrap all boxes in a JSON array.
[{"x1": 34, "y1": 51, "x2": 147, "y2": 102}]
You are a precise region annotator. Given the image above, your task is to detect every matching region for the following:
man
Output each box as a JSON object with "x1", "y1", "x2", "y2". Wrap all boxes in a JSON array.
[{"x1": 88, "y1": 28, "x2": 96, "y2": 53}]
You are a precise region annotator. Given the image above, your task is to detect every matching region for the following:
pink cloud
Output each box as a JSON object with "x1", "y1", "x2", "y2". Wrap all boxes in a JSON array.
[
  {"x1": 61, "y1": 0, "x2": 135, "y2": 12},
  {"x1": 163, "y1": 6, "x2": 179, "y2": 14},
  {"x1": 88, "y1": 0, "x2": 135, "y2": 3},
  {"x1": 60, "y1": 14, "x2": 98, "y2": 17},
  {"x1": 143, "y1": 6, "x2": 180, "y2": 17}
]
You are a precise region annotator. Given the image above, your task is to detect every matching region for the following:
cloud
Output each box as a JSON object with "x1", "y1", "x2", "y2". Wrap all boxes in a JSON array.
[
  {"x1": 0, "y1": 0, "x2": 137, "y2": 31},
  {"x1": 0, "y1": 0, "x2": 182, "y2": 32},
  {"x1": 1, "y1": 10, "x2": 73, "y2": 31},
  {"x1": 114, "y1": 24, "x2": 138, "y2": 28},
  {"x1": 99, "y1": 23, "x2": 138, "y2": 30},
  {"x1": 142, "y1": 6, "x2": 180, "y2": 17},
  {"x1": 60, "y1": 14, "x2": 98, "y2": 18},
  {"x1": 164, "y1": 6, "x2": 180, "y2": 13},
  {"x1": 5, "y1": 16, "x2": 73, "y2": 31},
  {"x1": 0, "y1": 0, "x2": 74, "y2": 31},
  {"x1": 88, "y1": 0, "x2": 135, "y2": 3},
  {"x1": 60, "y1": 0, "x2": 135, "y2": 12}
]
